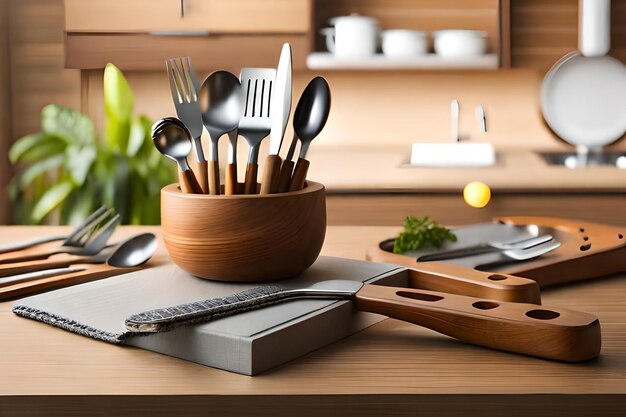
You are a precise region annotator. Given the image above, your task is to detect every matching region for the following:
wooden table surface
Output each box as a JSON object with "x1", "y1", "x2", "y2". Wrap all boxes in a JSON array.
[{"x1": 1, "y1": 226, "x2": 625, "y2": 416}]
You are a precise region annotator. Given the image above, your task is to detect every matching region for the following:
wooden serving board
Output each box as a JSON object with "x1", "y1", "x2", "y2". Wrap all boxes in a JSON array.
[{"x1": 367, "y1": 217, "x2": 626, "y2": 299}]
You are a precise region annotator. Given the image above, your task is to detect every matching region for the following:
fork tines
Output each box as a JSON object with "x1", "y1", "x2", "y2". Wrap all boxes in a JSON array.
[{"x1": 166, "y1": 57, "x2": 201, "y2": 105}]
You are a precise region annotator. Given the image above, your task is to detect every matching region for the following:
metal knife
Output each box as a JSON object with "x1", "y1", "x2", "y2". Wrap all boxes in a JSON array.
[
  {"x1": 260, "y1": 43, "x2": 292, "y2": 194},
  {"x1": 0, "y1": 267, "x2": 86, "y2": 287},
  {"x1": 124, "y1": 279, "x2": 600, "y2": 362}
]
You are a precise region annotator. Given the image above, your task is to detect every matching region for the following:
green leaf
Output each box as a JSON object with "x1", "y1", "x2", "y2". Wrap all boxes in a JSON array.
[
  {"x1": 9, "y1": 133, "x2": 49, "y2": 163},
  {"x1": 104, "y1": 63, "x2": 133, "y2": 152},
  {"x1": 16, "y1": 154, "x2": 65, "y2": 189},
  {"x1": 15, "y1": 138, "x2": 66, "y2": 163},
  {"x1": 30, "y1": 180, "x2": 75, "y2": 223},
  {"x1": 127, "y1": 117, "x2": 145, "y2": 157},
  {"x1": 65, "y1": 144, "x2": 97, "y2": 185},
  {"x1": 41, "y1": 104, "x2": 95, "y2": 146}
]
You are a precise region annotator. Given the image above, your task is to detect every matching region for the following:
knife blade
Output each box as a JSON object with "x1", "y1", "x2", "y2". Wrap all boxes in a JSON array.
[
  {"x1": 269, "y1": 43, "x2": 292, "y2": 155},
  {"x1": 124, "y1": 279, "x2": 600, "y2": 362},
  {"x1": 260, "y1": 43, "x2": 292, "y2": 194}
]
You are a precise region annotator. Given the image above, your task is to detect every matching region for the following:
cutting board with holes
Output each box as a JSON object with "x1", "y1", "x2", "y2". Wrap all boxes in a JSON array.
[{"x1": 367, "y1": 217, "x2": 626, "y2": 288}]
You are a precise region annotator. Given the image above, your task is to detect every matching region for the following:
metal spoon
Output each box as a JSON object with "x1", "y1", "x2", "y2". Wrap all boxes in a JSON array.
[
  {"x1": 200, "y1": 71, "x2": 245, "y2": 195},
  {"x1": 0, "y1": 233, "x2": 158, "y2": 285},
  {"x1": 152, "y1": 117, "x2": 203, "y2": 194},
  {"x1": 279, "y1": 76, "x2": 331, "y2": 192}
]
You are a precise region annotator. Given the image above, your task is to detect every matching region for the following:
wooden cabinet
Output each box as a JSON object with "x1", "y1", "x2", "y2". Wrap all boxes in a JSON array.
[{"x1": 63, "y1": 0, "x2": 313, "y2": 70}]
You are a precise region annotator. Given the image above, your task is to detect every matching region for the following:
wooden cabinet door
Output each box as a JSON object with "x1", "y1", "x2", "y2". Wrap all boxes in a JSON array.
[{"x1": 65, "y1": 0, "x2": 312, "y2": 34}]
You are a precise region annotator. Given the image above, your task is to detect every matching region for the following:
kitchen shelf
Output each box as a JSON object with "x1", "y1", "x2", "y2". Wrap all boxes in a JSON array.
[{"x1": 306, "y1": 52, "x2": 499, "y2": 70}]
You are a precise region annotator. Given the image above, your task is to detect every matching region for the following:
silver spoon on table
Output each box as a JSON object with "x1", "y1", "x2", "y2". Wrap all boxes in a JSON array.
[
  {"x1": 152, "y1": 118, "x2": 203, "y2": 194},
  {"x1": 0, "y1": 233, "x2": 158, "y2": 286},
  {"x1": 200, "y1": 71, "x2": 245, "y2": 195}
]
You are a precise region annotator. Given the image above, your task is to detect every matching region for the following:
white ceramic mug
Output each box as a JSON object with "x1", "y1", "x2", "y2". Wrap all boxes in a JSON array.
[
  {"x1": 321, "y1": 15, "x2": 379, "y2": 58},
  {"x1": 382, "y1": 30, "x2": 428, "y2": 57}
]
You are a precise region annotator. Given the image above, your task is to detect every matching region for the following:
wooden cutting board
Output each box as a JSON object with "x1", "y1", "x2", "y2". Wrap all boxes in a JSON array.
[{"x1": 367, "y1": 216, "x2": 626, "y2": 294}]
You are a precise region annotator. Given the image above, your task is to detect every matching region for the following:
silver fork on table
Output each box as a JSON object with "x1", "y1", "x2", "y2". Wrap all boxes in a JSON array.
[
  {"x1": 239, "y1": 68, "x2": 276, "y2": 194},
  {"x1": 0, "y1": 206, "x2": 115, "y2": 254},
  {"x1": 0, "y1": 212, "x2": 121, "y2": 265},
  {"x1": 166, "y1": 56, "x2": 207, "y2": 193}
]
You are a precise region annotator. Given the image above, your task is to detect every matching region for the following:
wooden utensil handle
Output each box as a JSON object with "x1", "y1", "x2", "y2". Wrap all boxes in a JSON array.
[
  {"x1": 277, "y1": 159, "x2": 294, "y2": 193},
  {"x1": 355, "y1": 284, "x2": 601, "y2": 362},
  {"x1": 196, "y1": 160, "x2": 209, "y2": 194},
  {"x1": 0, "y1": 263, "x2": 137, "y2": 301},
  {"x1": 0, "y1": 253, "x2": 82, "y2": 281},
  {"x1": 208, "y1": 160, "x2": 221, "y2": 195},
  {"x1": 178, "y1": 169, "x2": 203, "y2": 194},
  {"x1": 0, "y1": 246, "x2": 59, "y2": 265},
  {"x1": 243, "y1": 163, "x2": 258, "y2": 194},
  {"x1": 288, "y1": 158, "x2": 310, "y2": 191},
  {"x1": 225, "y1": 163, "x2": 238, "y2": 195},
  {"x1": 260, "y1": 154, "x2": 282, "y2": 194},
  {"x1": 410, "y1": 262, "x2": 542, "y2": 304}
]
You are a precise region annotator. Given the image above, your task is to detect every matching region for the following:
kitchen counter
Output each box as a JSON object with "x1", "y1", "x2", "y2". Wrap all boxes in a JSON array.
[
  {"x1": 307, "y1": 146, "x2": 626, "y2": 193},
  {"x1": 1, "y1": 226, "x2": 625, "y2": 416}
]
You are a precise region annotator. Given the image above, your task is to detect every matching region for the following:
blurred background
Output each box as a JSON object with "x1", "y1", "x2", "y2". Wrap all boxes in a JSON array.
[{"x1": 0, "y1": 0, "x2": 625, "y2": 226}]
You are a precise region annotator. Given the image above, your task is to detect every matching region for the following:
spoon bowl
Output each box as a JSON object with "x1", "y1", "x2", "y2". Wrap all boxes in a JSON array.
[
  {"x1": 152, "y1": 118, "x2": 194, "y2": 162},
  {"x1": 107, "y1": 233, "x2": 158, "y2": 268},
  {"x1": 293, "y1": 76, "x2": 331, "y2": 145},
  {"x1": 200, "y1": 71, "x2": 244, "y2": 195}
]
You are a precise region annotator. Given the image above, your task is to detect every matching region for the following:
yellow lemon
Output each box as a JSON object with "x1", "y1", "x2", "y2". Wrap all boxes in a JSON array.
[{"x1": 463, "y1": 181, "x2": 491, "y2": 208}]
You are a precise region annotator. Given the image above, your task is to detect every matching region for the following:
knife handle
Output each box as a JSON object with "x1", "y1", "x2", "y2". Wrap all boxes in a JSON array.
[
  {"x1": 243, "y1": 163, "x2": 258, "y2": 194},
  {"x1": 260, "y1": 154, "x2": 282, "y2": 194},
  {"x1": 178, "y1": 169, "x2": 203, "y2": 194},
  {"x1": 354, "y1": 284, "x2": 601, "y2": 362},
  {"x1": 277, "y1": 159, "x2": 295, "y2": 193},
  {"x1": 288, "y1": 158, "x2": 310, "y2": 191},
  {"x1": 208, "y1": 160, "x2": 221, "y2": 195},
  {"x1": 196, "y1": 161, "x2": 209, "y2": 194},
  {"x1": 0, "y1": 253, "x2": 85, "y2": 282},
  {"x1": 225, "y1": 163, "x2": 238, "y2": 195}
]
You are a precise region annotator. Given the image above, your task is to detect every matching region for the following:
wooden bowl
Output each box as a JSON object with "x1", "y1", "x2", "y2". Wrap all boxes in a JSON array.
[{"x1": 161, "y1": 181, "x2": 326, "y2": 281}]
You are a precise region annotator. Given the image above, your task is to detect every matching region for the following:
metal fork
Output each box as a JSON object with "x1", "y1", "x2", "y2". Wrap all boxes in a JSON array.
[
  {"x1": 416, "y1": 234, "x2": 553, "y2": 262},
  {"x1": 0, "y1": 206, "x2": 114, "y2": 254},
  {"x1": 0, "y1": 213, "x2": 121, "y2": 265},
  {"x1": 239, "y1": 68, "x2": 276, "y2": 194},
  {"x1": 166, "y1": 56, "x2": 208, "y2": 193}
]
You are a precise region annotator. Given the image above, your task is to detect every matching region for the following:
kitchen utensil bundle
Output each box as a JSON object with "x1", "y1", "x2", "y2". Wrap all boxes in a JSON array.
[
  {"x1": 156, "y1": 43, "x2": 330, "y2": 196},
  {"x1": 0, "y1": 208, "x2": 157, "y2": 300}
]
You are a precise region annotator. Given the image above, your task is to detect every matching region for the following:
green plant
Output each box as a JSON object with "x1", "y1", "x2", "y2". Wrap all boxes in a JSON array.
[
  {"x1": 8, "y1": 63, "x2": 176, "y2": 225},
  {"x1": 393, "y1": 215, "x2": 457, "y2": 254}
]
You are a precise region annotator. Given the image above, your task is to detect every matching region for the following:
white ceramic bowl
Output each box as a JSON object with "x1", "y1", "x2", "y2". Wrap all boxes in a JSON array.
[
  {"x1": 433, "y1": 30, "x2": 488, "y2": 58},
  {"x1": 382, "y1": 30, "x2": 428, "y2": 57}
]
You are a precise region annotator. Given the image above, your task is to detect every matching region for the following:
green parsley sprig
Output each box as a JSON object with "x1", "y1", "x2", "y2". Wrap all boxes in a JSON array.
[{"x1": 393, "y1": 216, "x2": 457, "y2": 254}]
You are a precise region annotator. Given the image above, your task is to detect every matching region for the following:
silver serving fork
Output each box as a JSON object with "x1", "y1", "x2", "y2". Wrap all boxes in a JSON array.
[
  {"x1": 238, "y1": 68, "x2": 276, "y2": 194},
  {"x1": 0, "y1": 213, "x2": 121, "y2": 265},
  {"x1": 0, "y1": 206, "x2": 115, "y2": 254},
  {"x1": 166, "y1": 56, "x2": 207, "y2": 193}
]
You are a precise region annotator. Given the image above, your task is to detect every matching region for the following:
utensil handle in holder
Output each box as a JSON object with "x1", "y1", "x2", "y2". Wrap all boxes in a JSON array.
[
  {"x1": 244, "y1": 163, "x2": 258, "y2": 194},
  {"x1": 288, "y1": 158, "x2": 310, "y2": 191},
  {"x1": 178, "y1": 169, "x2": 203, "y2": 194},
  {"x1": 196, "y1": 161, "x2": 209, "y2": 194},
  {"x1": 260, "y1": 154, "x2": 282, "y2": 194},
  {"x1": 277, "y1": 159, "x2": 295, "y2": 193},
  {"x1": 208, "y1": 160, "x2": 221, "y2": 195},
  {"x1": 354, "y1": 284, "x2": 601, "y2": 362},
  {"x1": 225, "y1": 163, "x2": 238, "y2": 195}
]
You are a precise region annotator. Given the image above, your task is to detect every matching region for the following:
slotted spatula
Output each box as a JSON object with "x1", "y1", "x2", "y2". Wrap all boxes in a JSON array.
[{"x1": 238, "y1": 68, "x2": 276, "y2": 194}]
